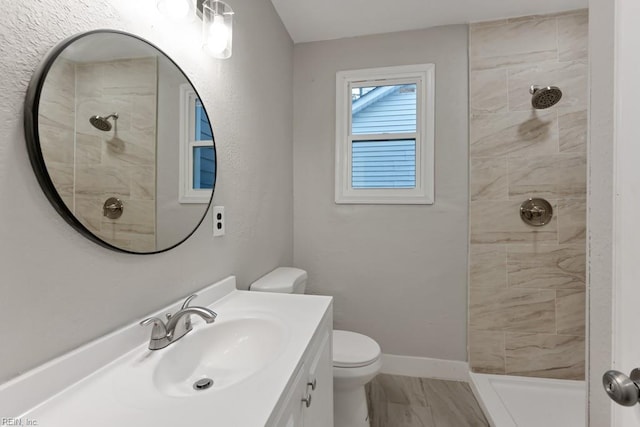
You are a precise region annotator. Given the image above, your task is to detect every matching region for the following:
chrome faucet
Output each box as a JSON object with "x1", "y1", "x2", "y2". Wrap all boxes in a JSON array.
[{"x1": 140, "y1": 294, "x2": 217, "y2": 350}]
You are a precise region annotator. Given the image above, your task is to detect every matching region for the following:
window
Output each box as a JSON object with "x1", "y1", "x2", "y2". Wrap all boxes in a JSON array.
[
  {"x1": 335, "y1": 64, "x2": 435, "y2": 204},
  {"x1": 179, "y1": 84, "x2": 216, "y2": 203}
]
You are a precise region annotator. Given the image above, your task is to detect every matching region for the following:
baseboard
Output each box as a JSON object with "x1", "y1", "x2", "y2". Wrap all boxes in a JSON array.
[{"x1": 380, "y1": 354, "x2": 470, "y2": 382}]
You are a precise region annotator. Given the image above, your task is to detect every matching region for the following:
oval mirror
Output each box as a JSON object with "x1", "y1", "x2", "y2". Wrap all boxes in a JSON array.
[{"x1": 24, "y1": 30, "x2": 216, "y2": 254}]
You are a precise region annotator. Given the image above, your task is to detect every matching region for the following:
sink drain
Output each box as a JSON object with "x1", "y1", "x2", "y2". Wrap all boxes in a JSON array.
[{"x1": 193, "y1": 378, "x2": 214, "y2": 391}]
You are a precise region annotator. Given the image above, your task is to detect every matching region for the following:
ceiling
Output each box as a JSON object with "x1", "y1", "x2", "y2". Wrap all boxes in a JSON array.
[{"x1": 270, "y1": 0, "x2": 588, "y2": 44}]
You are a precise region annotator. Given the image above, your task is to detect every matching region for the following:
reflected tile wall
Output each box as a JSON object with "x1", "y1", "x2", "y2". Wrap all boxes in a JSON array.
[
  {"x1": 39, "y1": 58, "x2": 76, "y2": 207},
  {"x1": 36, "y1": 57, "x2": 157, "y2": 252},
  {"x1": 74, "y1": 58, "x2": 158, "y2": 251},
  {"x1": 75, "y1": 58, "x2": 157, "y2": 251},
  {"x1": 468, "y1": 10, "x2": 587, "y2": 380}
]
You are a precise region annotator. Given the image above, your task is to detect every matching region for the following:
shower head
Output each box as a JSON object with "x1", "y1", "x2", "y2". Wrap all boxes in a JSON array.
[
  {"x1": 529, "y1": 86, "x2": 563, "y2": 109},
  {"x1": 89, "y1": 113, "x2": 118, "y2": 131}
]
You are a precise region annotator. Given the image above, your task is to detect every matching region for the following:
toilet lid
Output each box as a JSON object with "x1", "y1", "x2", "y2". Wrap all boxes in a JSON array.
[{"x1": 333, "y1": 330, "x2": 381, "y2": 368}]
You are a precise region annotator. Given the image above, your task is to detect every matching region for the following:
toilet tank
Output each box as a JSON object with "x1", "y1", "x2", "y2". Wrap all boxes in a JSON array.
[{"x1": 249, "y1": 267, "x2": 307, "y2": 294}]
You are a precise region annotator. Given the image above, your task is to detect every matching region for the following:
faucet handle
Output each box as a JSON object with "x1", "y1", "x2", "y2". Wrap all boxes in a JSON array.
[
  {"x1": 181, "y1": 294, "x2": 198, "y2": 309},
  {"x1": 140, "y1": 317, "x2": 168, "y2": 340}
]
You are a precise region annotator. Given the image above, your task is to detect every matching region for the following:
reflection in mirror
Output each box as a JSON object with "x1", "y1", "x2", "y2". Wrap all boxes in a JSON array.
[{"x1": 26, "y1": 30, "x2": 216, "y2": 254}]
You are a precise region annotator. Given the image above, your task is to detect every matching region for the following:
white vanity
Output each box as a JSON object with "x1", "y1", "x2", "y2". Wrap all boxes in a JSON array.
[{"x1": 0, "y1": 277, "x2": 333, "y2": 426}]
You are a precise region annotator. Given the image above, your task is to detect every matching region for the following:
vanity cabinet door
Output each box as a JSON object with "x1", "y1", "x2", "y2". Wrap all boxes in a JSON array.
[
  {"x1": 271, "y1": 366, "x2": 306, "y2": 427},
  {"x1": 303, "y1": 329, "x2": 333, "y2": 427}
]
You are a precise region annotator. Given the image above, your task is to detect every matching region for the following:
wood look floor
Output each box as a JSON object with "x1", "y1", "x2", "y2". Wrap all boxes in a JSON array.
[{"x1": 365, "y1": 374, "x2": 489, "y2": 427}]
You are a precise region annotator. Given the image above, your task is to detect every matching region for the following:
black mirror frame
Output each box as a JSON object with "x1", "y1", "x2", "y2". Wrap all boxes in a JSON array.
[{"x1": 24, "y1": 29, "x2": 217, "y2": 255}]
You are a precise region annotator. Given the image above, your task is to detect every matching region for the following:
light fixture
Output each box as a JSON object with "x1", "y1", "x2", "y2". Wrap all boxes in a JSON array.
[
  {"x1": 202, "y1": 0, "x2": 234, "y2": 59},
  {"x1": 156, "y1": 0, "x2": 195, "y2": 23}
]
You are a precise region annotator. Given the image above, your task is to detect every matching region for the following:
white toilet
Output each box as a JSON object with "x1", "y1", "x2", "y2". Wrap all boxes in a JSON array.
[{"x1": 250, "y1": 267, "x2": 382, "y2": 427}]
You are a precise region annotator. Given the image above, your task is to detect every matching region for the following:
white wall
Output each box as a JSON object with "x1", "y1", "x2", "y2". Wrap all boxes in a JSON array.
[
  {"x1": 0, "y1": 0, "x2": 293, "y2": 383},
  {"x1": 587, "y1": 0, "x2": 615, "y2": 424},
  {"x1": 292, "y1": 25, "x2": 469, "y2": 361}
]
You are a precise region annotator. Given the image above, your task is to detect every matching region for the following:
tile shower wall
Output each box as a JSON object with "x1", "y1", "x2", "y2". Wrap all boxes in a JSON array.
[
  {"x1": 75, "y1": 57, "x2": 158, "y2": 251},
  {"x1": 39, "y1": 58, "x2": 76, "y2": 209},
  {"x1": 40, "y1": 57, "x2": 158, "y2": 252},
  {"x1": 468, "y1": 10, "x2": 587, "y2": 380}
]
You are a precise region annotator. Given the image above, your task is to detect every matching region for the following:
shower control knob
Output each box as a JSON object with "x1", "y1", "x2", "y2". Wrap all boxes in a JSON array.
[{"x1": 603, "y1": 370, "x2": 640, "y2": 406}]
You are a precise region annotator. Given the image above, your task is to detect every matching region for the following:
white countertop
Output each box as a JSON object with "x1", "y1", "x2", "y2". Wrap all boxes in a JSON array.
[{"x1": 0, "y1": 277, "x2": 332, "y2": 426}]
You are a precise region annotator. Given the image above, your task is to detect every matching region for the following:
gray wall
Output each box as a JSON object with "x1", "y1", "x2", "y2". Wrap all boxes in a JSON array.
[
  {"x1": 0, "y1": 0, "x2": 293, "y2": 383},
  {"x1": 292, "y1": 25, "x2": 469, "y2": 361}
]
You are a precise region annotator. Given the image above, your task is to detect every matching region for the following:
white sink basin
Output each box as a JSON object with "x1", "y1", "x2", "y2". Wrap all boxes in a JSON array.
[
  {"x1": 152, "y1": 315, "x2": 289, "y2": 397},
  {"x1": 9, "y1": 279, "x2": 332, "y2": 426}
]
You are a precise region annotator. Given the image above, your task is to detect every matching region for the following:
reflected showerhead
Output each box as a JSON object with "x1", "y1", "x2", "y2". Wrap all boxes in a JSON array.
[
  {"x1": 89, "y1": 113, "x2": 118, "y2": 131},
  {"x1": 530, "y1": 86, "x2": 563, "y2": 109}
]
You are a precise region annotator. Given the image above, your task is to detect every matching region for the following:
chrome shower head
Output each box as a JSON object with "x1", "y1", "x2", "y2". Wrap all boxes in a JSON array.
[
  {"x1": 89, "y1": 113, "x2": 118, "y2": 131},
  {"x1": 530, "y1": 86, "x2": 563, "y2": 109}
]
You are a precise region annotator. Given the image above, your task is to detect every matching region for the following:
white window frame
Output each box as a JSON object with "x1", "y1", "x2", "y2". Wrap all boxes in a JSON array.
[
  {"x1": 335, "y1": 64, "x2": 435, "y2": 204},
  {"x1": 179, "y1": 84, "x2": 213, "y2": 204}
]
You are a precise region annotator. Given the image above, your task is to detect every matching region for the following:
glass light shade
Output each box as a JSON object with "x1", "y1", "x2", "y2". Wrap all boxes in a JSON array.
[
  {"x1": 202, "y1": 0, "x2": 233, "y2": 59},
  {"x1": 157, "y1": 0, "x2": 195, "y2": 23}
]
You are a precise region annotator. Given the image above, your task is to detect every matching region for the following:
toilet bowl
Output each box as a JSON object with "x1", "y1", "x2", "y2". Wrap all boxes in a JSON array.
[
  {"x1": 333, "y1": 330, "x2": 382, "y2": 427},
  {"x1": 250, "y1": 267, "x2": 382, "y2": 427}
]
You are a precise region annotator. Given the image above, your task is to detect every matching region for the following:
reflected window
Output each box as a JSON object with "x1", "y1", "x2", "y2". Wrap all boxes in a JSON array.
[{"x1": 179, "y1": 84, "x2": 215, "y2": 203}]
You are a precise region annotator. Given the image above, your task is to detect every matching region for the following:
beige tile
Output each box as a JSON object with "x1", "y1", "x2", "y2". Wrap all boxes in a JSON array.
[
  {"x1": 470, "y1": 111, "x2": 558, "y2": 157},
  {"x1": 131, "y1": 166, "x2": 156, "y2": 200},
  {"x1": 74, "y1": 195, "x2": 104, "y2": 235},
  {"x1": 383, "y1": 403, "x2": 435, "y2": 427},
  {"x1": 469, "y1": 18, "x2": 558, "y2": 70},
  {"x1": 61, "y1": 195, "x2": 74, "y2": 211},
  {"x1": 75, "y1": 165, "x2": 131, "y2": 197},
  {"x1": 102, "y1": 198, "x2": 155, "y2": 235},
  {"x1": 132, "y1": 94, "x2": 158, "y2": 136},
  {"x1": 102, "y1": 57, "x2": 158, "y2": 96},
  {"x1": 46, "y1": 58, "x2": 76, "y2": 91},
  {"x1": 508, "y1": 61, "x2": 588, "y2": 112},
  {"x1": 557, "y1": 289, "x2": 586, "y2": 336},
  {"x1": 39, "y1": 62, "x2": 75, "y2": 126},
  {"x1": 39, "y1": 123, "x2": 74, "y2": 164},
  {"x1": 75, "y1": 63, "x2": 104, "y2": 98},
  {"x1": 470, "y1": 200, "x2": 558, "y2": 244},
  {"x1": 369, "y1": 374, "x2": 427, "y2": 406},
  {"x1": 422, "y1": 379, "x2": 489, "y2": 426},
  {"x1": 469, "y1": 330, "x2": 505, "y2": 374},
  {"x1": 368, "y1": 375, "x2": 489, "y2": 427},
  {"x1": 558, "y1": 12, "x2": 589, "y2": 61},
  {"x1": 102, "y1": 94, "x2": 133, "y2": 132},
  {"x1": 508, "y1": 154, "x2": 586, "y2": 200},
  {"x1": 470, "y1": 157, "x2": 508, "y2": 201},
  {"x1": 39, "y1": 95, "x2": 75, "y2": 132},
  {"x1": 559, "y1": 109, "x2": 587, "y2": 153},
  {"x1": 94, "y1": 223, "x2": 133, "y2": 250},
  {"x1": 470, "y1": 244, "x2": 507, "y2": 289},
  {"x1": 469, "y1": 288, "x2": 556, "y2": 333},
  {"x1": 46, "y1": 162, "x2": 74, "y2": 199},
  {"x1": 558, "y1": 199, "x2": 586, "y2": 244},
  {"x1": 505, "y1": 333, "x2": 585, "y2": 380},
  {"x1": 127, "y1": 234, "x2": 157, "y2": 252},
  {"x1": 102, "y1": 134, "x2": 155, "y2": 167},
  {"x1": 75, "y1": 133, "x2": 102, "y2": 165},
  {"x1": 470, "y1": 69, "x2": 508, "y2": 114},
  {"x1": 507, "y1": 244, "x2": 585, "y2": 289}
]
